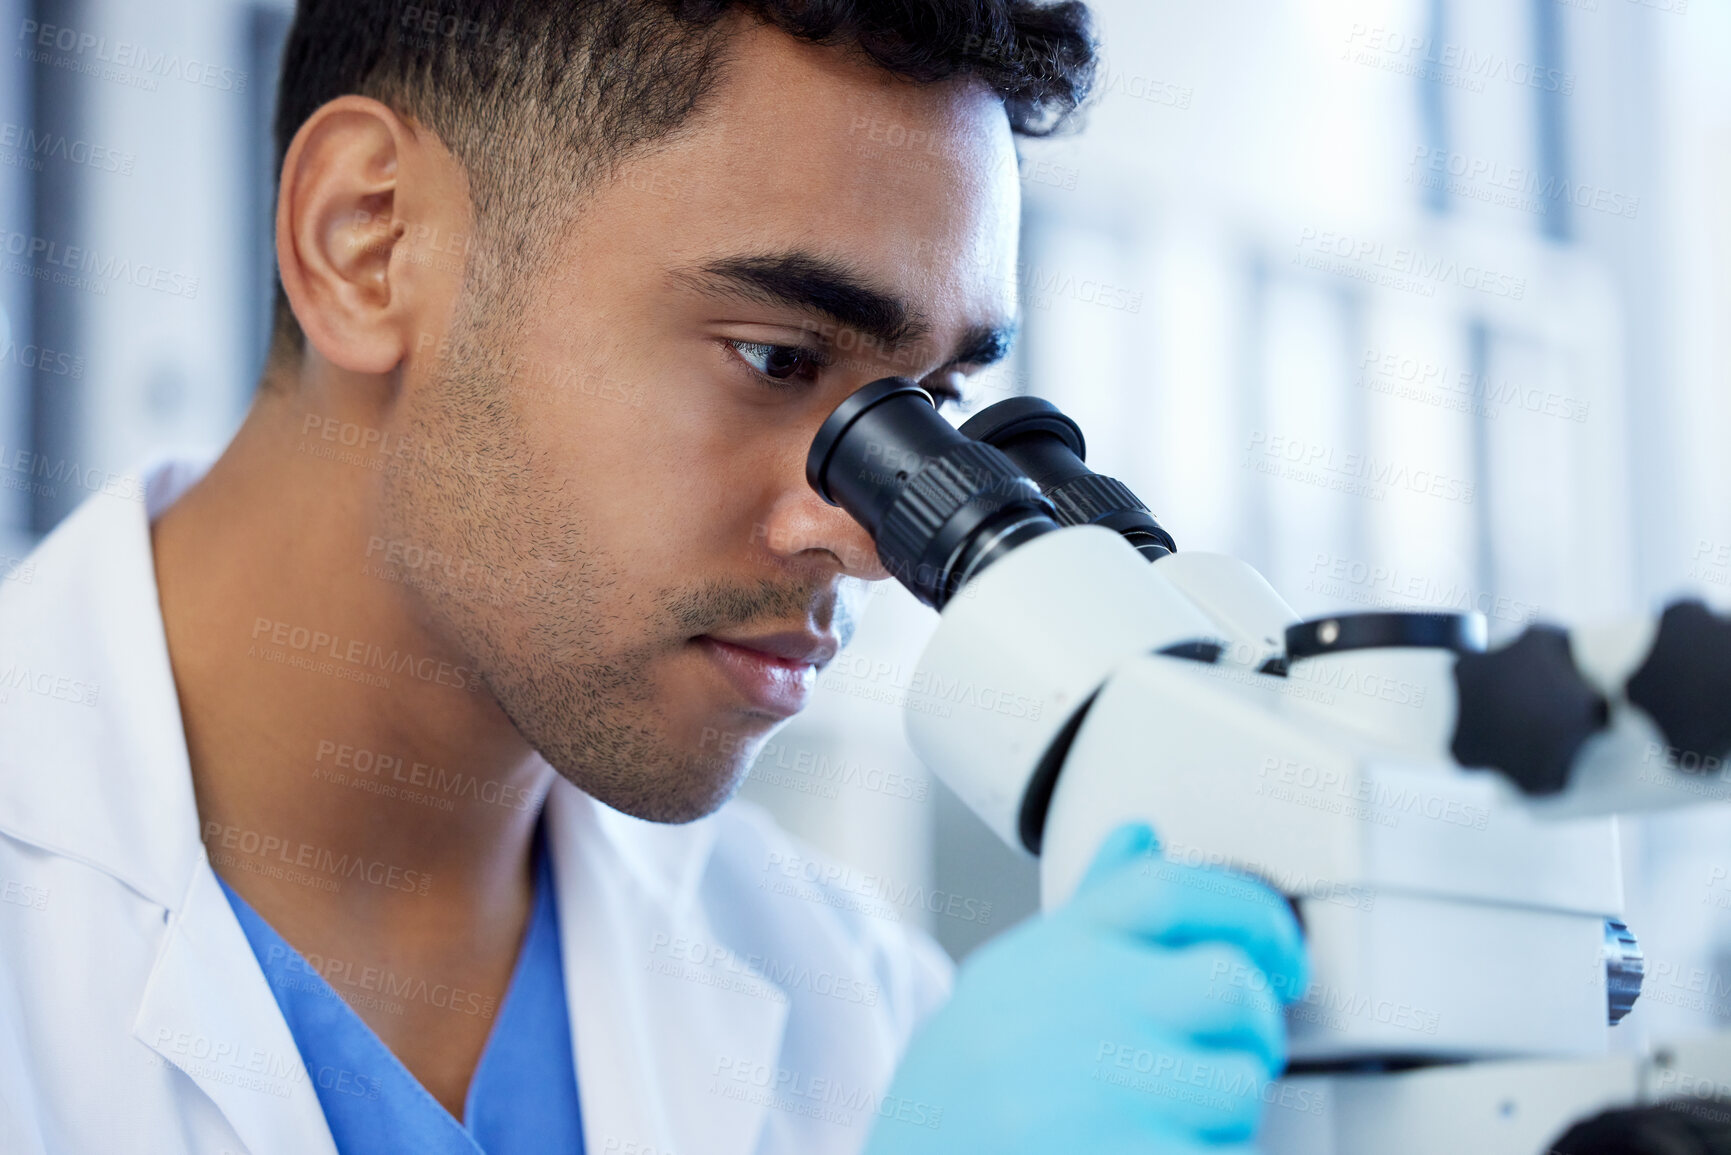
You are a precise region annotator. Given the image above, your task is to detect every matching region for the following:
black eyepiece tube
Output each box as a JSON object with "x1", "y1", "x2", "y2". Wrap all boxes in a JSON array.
[
  {"x1": 959, "y1": 396, "x2": 1177, "y2": 561},
  {"x1": 807, "y1": 378, "x2": 1061, "y2": 609}
]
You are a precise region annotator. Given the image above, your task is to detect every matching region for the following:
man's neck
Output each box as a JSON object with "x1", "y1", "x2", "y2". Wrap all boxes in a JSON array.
[{"x1": 150, "y1": 384, "x2": 556, "y2": 1111}]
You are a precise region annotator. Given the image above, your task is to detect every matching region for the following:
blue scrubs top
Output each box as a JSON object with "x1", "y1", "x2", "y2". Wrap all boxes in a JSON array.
[{"x1": 217, "y1": 822, "x2": 585, "y2": 1154}]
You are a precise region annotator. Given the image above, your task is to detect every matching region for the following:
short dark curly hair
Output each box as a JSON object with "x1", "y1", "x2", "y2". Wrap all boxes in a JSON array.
[{"x1": 266, "y1": 0, "x2": 1098, "y2": 365}]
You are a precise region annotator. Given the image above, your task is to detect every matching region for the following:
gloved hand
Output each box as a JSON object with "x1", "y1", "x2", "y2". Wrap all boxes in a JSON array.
[{"x1": 863, "y1": 821, "x2": 1310, "y2": 1154}]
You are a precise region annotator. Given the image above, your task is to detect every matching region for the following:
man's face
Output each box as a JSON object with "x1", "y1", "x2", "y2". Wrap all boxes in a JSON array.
[{"x1": 380, "y1": 22, "x2": 1022, "y2": 822}]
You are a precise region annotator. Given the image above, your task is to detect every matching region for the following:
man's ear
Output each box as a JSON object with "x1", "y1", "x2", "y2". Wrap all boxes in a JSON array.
[{"x1": 276, "y1": 96, "x2": 457, "y2": 376}]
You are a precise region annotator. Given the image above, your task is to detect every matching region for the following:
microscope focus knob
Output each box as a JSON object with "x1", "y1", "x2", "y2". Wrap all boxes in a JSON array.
[
  {"x1": 1450, "y1": 624, "x2": 1610, "y2": 795},
  {"x1": 1603, "y1": 918, "x2": 1643, "y2": 1026},
  {"x1": 1625, "y1": 599, "x2": 1731, "y2": 773}
]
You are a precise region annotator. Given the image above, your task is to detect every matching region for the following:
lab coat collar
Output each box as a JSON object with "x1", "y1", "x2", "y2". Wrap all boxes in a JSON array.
[
  {"x1": 0, "y1": 457, "x2": 209, "y2": 909},
  {"x1": 131, "y1": 860, "x2": 339, "y2": 1155}
]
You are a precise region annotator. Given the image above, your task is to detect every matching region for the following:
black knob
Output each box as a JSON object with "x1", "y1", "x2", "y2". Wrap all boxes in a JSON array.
[
  {"x1": 1550, "y1": 1100, "x2": 1731, "y2": 1154},
  {"x1": 1626, "y1": 600, "x2": 1731, "y2": 774},
  {"x1": 1451, "y1": 624, "x2": 1610, "y2": 796}
]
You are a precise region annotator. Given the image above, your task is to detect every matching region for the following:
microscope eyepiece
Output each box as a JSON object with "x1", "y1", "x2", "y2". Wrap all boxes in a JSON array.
[
  {"x1": 807, "y1": 378, "x2": 1060, "y2": 609},
  {"x1": 959, "y1": 396, "x2": 1176, "y2": 561}
]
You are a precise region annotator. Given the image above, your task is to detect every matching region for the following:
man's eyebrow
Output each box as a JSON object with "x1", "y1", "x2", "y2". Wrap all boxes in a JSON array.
[
  {"x1": 672, "y1": 252, "x2": 1016, "y2": 367},
  {"x1": 948, "y1": 323, "x2": 1016, "y2": 369}
]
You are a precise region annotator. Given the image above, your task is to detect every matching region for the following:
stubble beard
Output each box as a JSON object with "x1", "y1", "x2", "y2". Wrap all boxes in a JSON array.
[{"x1": 377, "y1": 287, "x2": 856, "y2": 823}]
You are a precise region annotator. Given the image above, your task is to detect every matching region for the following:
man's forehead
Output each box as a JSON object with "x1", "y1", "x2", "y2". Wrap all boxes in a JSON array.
[
  {"x1": 664, "y1": 21, "x2": 1023, "y2": 236},
  {"x1": 575, "y1": 18, "x2": 1024, "y2": 357}
]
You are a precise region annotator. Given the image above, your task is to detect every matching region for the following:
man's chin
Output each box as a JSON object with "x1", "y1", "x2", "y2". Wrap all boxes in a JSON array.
[{"x1": 541, "y1": 735, "x2": 760, "y2": 826}]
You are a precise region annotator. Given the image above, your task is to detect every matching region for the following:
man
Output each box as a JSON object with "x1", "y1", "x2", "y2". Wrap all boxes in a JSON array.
[{"x1": 0, "y1": 2, "x2": 1306, "y2": 1152}]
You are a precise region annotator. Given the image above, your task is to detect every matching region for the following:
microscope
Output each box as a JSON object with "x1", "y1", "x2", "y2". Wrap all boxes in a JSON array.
[{"x1": 805, "y1": 378, "x2": 1731, "y2": 1155}]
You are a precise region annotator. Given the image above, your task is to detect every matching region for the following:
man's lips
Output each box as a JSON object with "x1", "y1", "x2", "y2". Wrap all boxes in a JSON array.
[
  {"x1": 693, "y1": 631, "x2": 837, "y2": 717},
  {"x1": 704, "y1": 630, "x2": 840, "y2": 667}
]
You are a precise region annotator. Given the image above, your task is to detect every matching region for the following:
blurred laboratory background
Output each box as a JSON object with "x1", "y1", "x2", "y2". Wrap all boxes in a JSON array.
[{"x1": 3, "y1": 0, "x2": 1729, "y2": 1052}]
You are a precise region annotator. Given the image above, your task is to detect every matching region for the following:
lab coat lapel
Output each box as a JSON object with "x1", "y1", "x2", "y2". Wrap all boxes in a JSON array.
[
  {"x1": 132, "y1": 862, "x2": 338, "y2": 1155},
  {"x1": 547, "y1": 783, "x2": 789, "y2": 1155},
  {"x1": 0, "y1": 465, "x2": 334, "y2": 1155},
  {"x1": 0, "y1": 477, "x2": 206, "y2": 908}
]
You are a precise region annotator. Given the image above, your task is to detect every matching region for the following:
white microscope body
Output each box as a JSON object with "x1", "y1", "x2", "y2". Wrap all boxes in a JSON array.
[{"x1": 910, "y1": 523, "x2": 1731, "y2": 1154}]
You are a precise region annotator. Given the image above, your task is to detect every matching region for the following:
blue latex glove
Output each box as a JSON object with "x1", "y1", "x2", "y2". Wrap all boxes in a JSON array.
[{"x1": 863, "y1": 822, "x2": 1311, "y2": 1154}]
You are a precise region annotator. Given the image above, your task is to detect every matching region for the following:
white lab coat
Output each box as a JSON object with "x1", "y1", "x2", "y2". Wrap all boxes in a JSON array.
[{"x1": 0, "y1": 458, "x2": 952, "y2": 1155}]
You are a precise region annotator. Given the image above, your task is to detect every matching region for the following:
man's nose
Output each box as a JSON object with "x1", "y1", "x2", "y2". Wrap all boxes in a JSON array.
[{"x1": 757, "y1": 489, "x2": 890, "y2": 583}]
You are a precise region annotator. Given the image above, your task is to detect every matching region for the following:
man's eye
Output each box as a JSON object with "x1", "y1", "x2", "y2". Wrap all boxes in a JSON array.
[
  {"x1": 729, "y1": 341, "x2": 825, "y2": 382},
  {"x1": 922, "y1": 370, "x2": 967, "y2": 411},
  {"x1": 927, "y1": 385, "x2": 964, "y2": 411}
]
